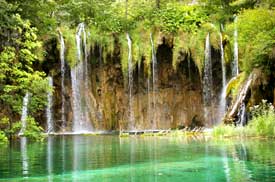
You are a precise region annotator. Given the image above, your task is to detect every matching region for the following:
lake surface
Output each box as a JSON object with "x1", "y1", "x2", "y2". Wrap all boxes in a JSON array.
[{"x1": 0, "y1": 135, "x2": 275, "y2": 182}]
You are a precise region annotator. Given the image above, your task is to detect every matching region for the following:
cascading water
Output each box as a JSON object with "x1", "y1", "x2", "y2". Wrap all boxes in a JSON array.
[
  {"x1": 46, "y1": 76, "x2": 54, "y2": 134},
  {"x1": 150, "y1": 33, "x2": 157, "y2": 129},
  {"x1": 203, "y1": 33, "x2": 214, "y2": 125},
  {"x1": 220, "y1": 33, "x2": 226, "y2": 91},
  {"x1": 237, "y1": 103, "x2": 247, "y2": 126},
  {"x1": 147, "y1": 77, "x2": 152, "y2": 128},
  {"x1": 19, "y1": 93, "x2": 29, "y2": 135},
  {"x1": 218, "y1": 32, "x2": 227, "y2": 122},
  {"x1": 232, "y1": 16, "x2": 239, "y2": 77},
  {"x1": 59, "y1": 32, "x2": 66, "y2": 130},
  {"x1": 126, "y1": 33, "x2": 134, "y2": 130},
  {"x1": 71, "y1": 23, "x2": 92, "y2": 133}
]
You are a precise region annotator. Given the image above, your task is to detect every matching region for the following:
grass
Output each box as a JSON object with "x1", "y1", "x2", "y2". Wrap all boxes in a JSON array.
[{"x1": 213, "y1": 100, "x2": 275, "y2": 138}]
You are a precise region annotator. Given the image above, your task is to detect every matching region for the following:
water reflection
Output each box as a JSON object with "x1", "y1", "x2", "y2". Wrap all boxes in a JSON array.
[
  {"x1": 47, "y1": 137, "x2": 53, "y2": 182},
  {"x1": 20, "y1": 137, "x2": 28, "y2": 177},
  {"x1": 221, "y1": 149, "x2": 230, "y2": 182},
  {"x1": 61, "y1": 135, "x2": 65, "y2": 181},
  {"x1": 1, "y1": 136, "x2": 275, "y2": 181},
  {"x1": 73, "y1": 136, "x2": 80, "y2": 182}
]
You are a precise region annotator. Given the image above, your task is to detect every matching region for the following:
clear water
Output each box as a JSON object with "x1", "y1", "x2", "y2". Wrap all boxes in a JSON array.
[{"x1": 1, "y1": 136, "x2": 275, "y2": 182}]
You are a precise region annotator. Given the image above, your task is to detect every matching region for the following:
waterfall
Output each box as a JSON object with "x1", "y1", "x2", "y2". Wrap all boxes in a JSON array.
[
  {"x1": 59, "y1": 32, "x2": 66, "y2": 130},
  {"x1": 220, "y1": 33, "x2": 226, "y2": 90},
  {"x1": 203, "y1": 33, "x2": 213, "y2": 125},
  {"x1": 19, "y1": 93, "x2": 29, "y2": 135},
  {"x1": 218, "y1": 33, "x2": 227, "y2": 122},
  {"x1": 238, "y1": 103, "x2": 247, "y2": 126},
  {"x1": 147, "y1": 77, "x2": 152, "y2": 128},
  {"x1": 150, "y1": 33, "x2": 157, "y2": 129},
  {"x1": 126, "y1": 33, "x2": 134, "y2": 130},
  {"x1": 46, "y1": 76, "x2": 54, "y2": 134},
  {"x1": 233, "y1": 17, "x2": 239, "y2": 76},
  {"x1": 71, "y1": 23, "x2": 92, "y2": 133}
]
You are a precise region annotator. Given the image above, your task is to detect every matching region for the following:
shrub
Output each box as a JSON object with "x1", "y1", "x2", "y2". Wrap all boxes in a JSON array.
[
  {"x1": 0, "y1": 131, "x2": 8, "y2": 144},
  {"x1": 23, "y1": 117, "x2": 45, "y2": 141},
  {"x1": 213, "y1": 124, "x2": 245, "y2": 138},
  {"x1": 1, "y1": 116, "x2": 45, "y2": 141},
  {"x1": 213, "y1": 100, "x2": 275, "y2": 138},
  {"x1": 247, "y1": 100, "x2": 275, "y2": 137}
]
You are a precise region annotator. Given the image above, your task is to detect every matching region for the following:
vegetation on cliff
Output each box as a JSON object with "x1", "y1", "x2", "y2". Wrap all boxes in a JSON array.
[{"x1": 0, "y1": 0, "x2": 275, "y2": 140}]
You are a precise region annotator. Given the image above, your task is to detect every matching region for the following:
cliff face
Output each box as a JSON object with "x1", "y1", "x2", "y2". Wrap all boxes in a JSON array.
[{"x1": 45, "y1": 37, "x2": 226, "y2": 132}]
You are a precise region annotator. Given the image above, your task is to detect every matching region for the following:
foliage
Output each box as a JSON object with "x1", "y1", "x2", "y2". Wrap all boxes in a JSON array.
[
  {"x1": 0, "y1": 116, "x2": 44, "y2": 141},
  {"x1": 214, "y1": 100, "x2": 275, "y2": 138},
  {"x1": 59, "y1": 26, "x2": 77, "y2": 67},
  {"x1": 0, "y1": 1, "x2": 49, "y2": 138},
  {"x1": 41, "y1": 0, "x2": 275, "y2": 78},
  {"x1": 213, "y1": 124, "x2": 245, "y2": 138},
  {"x1": 172, "y1": 23, "x2": 220, "y2": 75},
  {"x1": 225, "y1": 72, "x2": 246, "y2": 98},
  {"x1": 247, "y1": 100, "x2": 275, "y2": 137},
  {"x1": 7, "y1": 0, "x2": 57, "y2": 35},
  {"x1": 0, "y1": 8, "x2": 47, "y2": 101},
  {"x1": 226, "y1": 8, "x2": 275, "y2": 73},
  {"x1": 88, "y1": 26, "x2": 115, "y2": 63},
  {"x1": 153, "y1": 4, "x2": 208, "y2": 33},
  {"x1": 22, "y1": 117, "x2": 45, "y2": 141},
  {"x1": 1, "y1": 0, "x2": 275, "y2": 135},
  {"x1": 0, "y1": 131, "x2": 8, "y2": 144}
]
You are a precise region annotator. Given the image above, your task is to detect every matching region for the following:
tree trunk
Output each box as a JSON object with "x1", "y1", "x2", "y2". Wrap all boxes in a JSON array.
[{"x1": 225, "y1": 74, "x2": 253, "y2": 123}]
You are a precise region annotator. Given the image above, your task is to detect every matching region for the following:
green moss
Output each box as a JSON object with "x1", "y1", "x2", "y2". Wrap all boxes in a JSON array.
[
  {"x1": 226, "y1": 72, "x2": 246, "y2": 99},
  {"x1": 88, "y1": 26, "x2": 115, "y2": 62},
  {"x1": 119, "y1": 33, "x2": 129, "y2": 76},
  {"x1": 223, "y1": 35, "x2": 232, "y2": 65},
  {"x1": 58, "y1": 26, "x2": 77, "y2": 68},
  {"x1": 172, "y1": 22, "x2": 221, "y2": 76},
  {"x1": 119, "y1": 28, "x2": 153, "y2": 77},
  {"x1": 172, "y1": 32, "x2": 191, "y2": 70}
]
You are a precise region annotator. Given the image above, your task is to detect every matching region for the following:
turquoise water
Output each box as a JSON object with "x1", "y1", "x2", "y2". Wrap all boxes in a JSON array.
[{"x1": 0, "y1": 136, "x2": 275, "y2": 182}]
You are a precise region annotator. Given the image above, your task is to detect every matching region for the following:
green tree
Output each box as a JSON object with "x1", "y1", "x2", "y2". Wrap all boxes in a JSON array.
[{"x1": 0, "y1": 1, "x2": 49, "y2": 137}]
